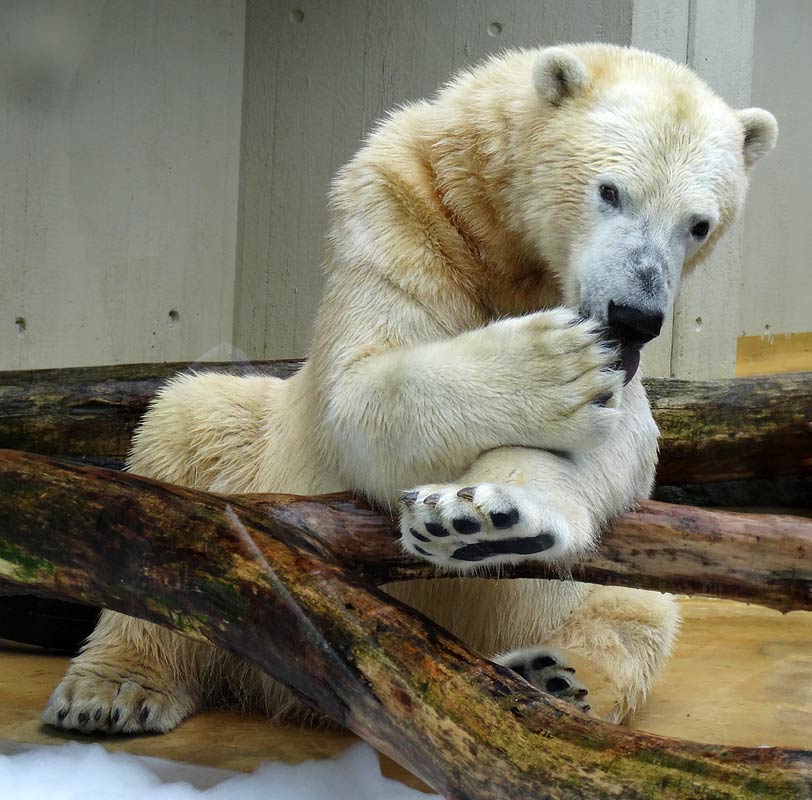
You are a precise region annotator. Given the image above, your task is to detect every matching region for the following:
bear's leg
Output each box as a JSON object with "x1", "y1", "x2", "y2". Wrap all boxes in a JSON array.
[
  {"x1": 42, "y1": 610, "x2": 202, "y2": 733},
  {"x1": 43, "y1": 371, "x2": 322, "y2": 732},
  {"x1": 400, "y1": 479, "x2": 593, "y2": 569},
  {"x1": 491, "y1": 588, "x2": 678, "y2": 722},
  {"x1": 541, "y1": 585, "x2": 679, "y2": 723}
]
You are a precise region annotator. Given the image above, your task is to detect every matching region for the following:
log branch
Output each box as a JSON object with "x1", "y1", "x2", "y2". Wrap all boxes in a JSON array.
[
  {"x1": 1, "y1": 363, "x2": 810, "y2": 484},
  {"x1": 0, "y1": 449, "x2": 809, "y2": 799}
]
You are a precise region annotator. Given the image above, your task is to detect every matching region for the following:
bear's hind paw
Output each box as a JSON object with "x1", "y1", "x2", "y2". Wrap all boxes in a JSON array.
[{"x1": 495, "y1": 646, "x2": 591, "y2": 713}]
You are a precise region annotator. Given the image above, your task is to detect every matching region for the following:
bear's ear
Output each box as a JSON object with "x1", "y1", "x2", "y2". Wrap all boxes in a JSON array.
[
  {"x1": 738, "y1": 108, "x2": 778, "y2": 168},
  {"x1": 532, "y1": 48, "x2": 589, "y2": 105}
]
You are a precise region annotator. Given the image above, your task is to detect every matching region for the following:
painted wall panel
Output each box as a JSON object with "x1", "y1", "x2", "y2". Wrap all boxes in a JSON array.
[
  {"x1": 740, "y1": 0, "x2": 812, "y2": 350},
  {"x1": 0, "y1": 0, "x2": 245, "y2": 369}
]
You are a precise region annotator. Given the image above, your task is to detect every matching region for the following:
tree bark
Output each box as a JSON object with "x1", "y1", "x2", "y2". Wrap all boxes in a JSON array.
[
  {"x1": 1, "y1": 362, "x2": 810, "y2": 484},
  {"x1": 0, "y1": 450, "x2": 809, "y2": 799},
  {"x1": 647, "y1": 373, "x2": 812, "y2": 484}
]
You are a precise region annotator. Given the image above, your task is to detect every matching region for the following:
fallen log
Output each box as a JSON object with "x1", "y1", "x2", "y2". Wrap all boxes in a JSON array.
[
  {"x1": 1, "y1": 363, "x2": 810, "y2": 485},
  {"x1": 0, "y1": 450, "x2": 809, "y2": 799}
]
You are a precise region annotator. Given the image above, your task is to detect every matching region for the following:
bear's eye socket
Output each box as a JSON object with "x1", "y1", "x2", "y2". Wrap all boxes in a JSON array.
[
  {"x1": 691, "y1": 220, "x2": 710, "y2": 239},
  {"x1": 599, "y1": 183, "x2": 620, "y2": 209}
]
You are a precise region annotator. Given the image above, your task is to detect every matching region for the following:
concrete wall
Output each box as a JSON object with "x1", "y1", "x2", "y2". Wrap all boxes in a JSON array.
[
  {"x1": 2, "y1": 1, "x2": 805, "y2": 380},
  {"x1": 0, "y1": 0, "x2": 245, "y2": 370},
  {"x1": 741, "y1": 0, "x2": 812, "y2": 339}
]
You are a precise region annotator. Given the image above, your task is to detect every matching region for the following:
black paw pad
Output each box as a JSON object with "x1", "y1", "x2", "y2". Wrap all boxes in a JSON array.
[
  {"x1": 545, "y1": 676, "x2": 570, "y2": 694},
  {"x1": 139, "y1": 706, "x2": 150, "y2": 724},
  {"x1": 93, "y1": 707, "x2": 103, "y2": 722},
  {"x1": 532, "y1": 655, "x2": 557, "y2": 670},
  {"x1": 77, "y1": 711, "x2": 88, "y2": 725},
  {"x1": 511, "y1": 663, "x2": 530, "y2": 680},
  {"x1": 425, "y1": 522, "x2": 450, "y2": 538},
  {"x1": 490, "y1": 508, "x2": 520, "y2": 529},
  {"x1": 414, "y1": 545, "x2": 433, "y2": 557},
  {"x1": 57, "y1": 708, "x2": 68, "y2": 721},
  {"x1": 112, "y1": 708, "x2": 121, "y2": 724},
  {"x1": 410, "y1": 528, "x2": 430, "y2": 542},
  {"x1": 452, "y1": 517, "x2": 481, "y2": 535},
  {"x1": 452, "y1": 533, "x2": 554, "y2": 562},
  {"x1": 593, "y1": 392, "x2": 613, "y2": 407}
]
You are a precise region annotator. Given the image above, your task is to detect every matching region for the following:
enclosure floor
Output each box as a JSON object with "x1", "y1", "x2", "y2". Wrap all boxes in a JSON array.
[{"x1": 1, "y1": 596, "x2": 810, "y2": 792}]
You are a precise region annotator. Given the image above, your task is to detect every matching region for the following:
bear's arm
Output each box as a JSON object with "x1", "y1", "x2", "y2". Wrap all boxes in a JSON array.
[{"x1": 318, "y1": 301, "x2": 621, "y2": 500}]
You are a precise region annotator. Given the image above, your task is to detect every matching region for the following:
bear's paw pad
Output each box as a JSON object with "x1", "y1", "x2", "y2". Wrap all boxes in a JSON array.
[{"x1": 496, "y1": 646, "x2": 591, "y2": 713}]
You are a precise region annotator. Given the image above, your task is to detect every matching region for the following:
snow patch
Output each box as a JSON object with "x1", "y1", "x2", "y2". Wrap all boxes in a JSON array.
[{"x1": 0, "y1": 740, "x2": 439, "y2": 799}]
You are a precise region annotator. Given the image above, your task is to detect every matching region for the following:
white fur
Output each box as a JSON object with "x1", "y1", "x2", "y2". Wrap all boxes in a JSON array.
[{"x1": 43, "y1": 44, "x2": 776, "y2": 733}]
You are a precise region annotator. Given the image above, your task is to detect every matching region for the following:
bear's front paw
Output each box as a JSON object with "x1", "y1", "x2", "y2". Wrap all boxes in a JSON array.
[
  {"x1": 508, "y1": 310, "x2": 625, "y2": 452},
  {"x1": 42, "y1": 660, "x2": 196, "y2": 734},
  {"x1": 399, "y1": 483, "x2": 579, "y2": 571}
]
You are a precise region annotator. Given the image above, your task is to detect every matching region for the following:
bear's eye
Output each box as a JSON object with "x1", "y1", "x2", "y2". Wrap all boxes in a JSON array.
[
  {"x1": 691, "y1": 220, "x2": 710, "y2": 239},
  {"x1": 599, "y1": 183, "x2": 620, "y2": 209}
]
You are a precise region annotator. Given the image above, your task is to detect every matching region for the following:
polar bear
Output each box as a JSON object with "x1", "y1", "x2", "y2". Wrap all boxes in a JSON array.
[{"x1": 44, "y1": 44, "x2": 777, "y2": 733}]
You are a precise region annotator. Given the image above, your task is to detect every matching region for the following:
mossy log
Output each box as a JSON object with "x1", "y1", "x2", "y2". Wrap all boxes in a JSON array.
[
  {"x1": 1, "y1": 363, "x2": 810, "y2": 485},
  {"x1": 0, "y1": 450, "x2": 810, "y2": 799}
]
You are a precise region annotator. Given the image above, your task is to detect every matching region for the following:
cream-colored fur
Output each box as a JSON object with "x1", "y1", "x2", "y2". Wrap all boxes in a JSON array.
[{"x1": 44, "y1": 44, "x2": 776, "y2": 733}]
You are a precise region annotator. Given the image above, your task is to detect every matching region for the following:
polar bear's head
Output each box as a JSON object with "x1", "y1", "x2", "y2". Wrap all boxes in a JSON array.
[{"x1": 519, "y1": 45, "x2": 777, "y2": 367}]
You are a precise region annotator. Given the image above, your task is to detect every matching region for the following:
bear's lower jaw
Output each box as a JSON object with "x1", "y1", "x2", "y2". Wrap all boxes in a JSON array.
[{"x1": 617, "y1": 343, "x2": 642, "y2": 385}]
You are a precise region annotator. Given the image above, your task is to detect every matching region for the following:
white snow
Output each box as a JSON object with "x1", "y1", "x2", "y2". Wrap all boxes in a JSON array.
[{"x1": 0, "y1": 740, "x2": 439, "y2": 800}]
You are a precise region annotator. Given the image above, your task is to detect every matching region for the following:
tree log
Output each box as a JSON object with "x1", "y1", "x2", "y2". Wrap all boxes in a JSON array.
[
  {"x1": 0, "y1": 450, "x2": 810, "y2": 611},
  {"x1": 236, "y1": 491, "x2": 812, "y2": 613},
  {"x1": 0, "y1": 361, "x2": 302, "y2": 469},
  {"x1": 0, "y1": 450, "x2": 809, "y2": 799},
  {"x1": 1, "y1": 363, "x2": 810, "y2": 484},
  {"x1": 647, "y1": 373, "x2": 812, "y2": 484}
]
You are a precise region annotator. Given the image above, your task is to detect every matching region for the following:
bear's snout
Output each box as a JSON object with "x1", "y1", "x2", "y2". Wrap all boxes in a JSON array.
[{"x1": 607, "y1": 301, "x2": 664, "y2": 346}]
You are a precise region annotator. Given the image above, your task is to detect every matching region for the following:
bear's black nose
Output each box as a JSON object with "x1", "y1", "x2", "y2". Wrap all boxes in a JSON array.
[{"x1": 607, "y1": 301, "x2": 664, "y2": 345}]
